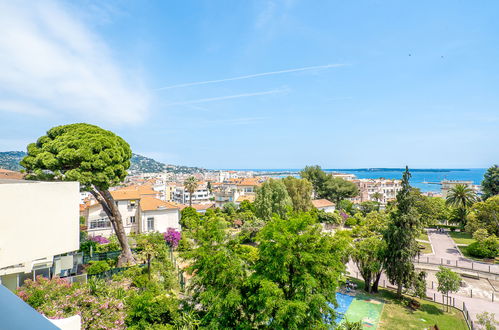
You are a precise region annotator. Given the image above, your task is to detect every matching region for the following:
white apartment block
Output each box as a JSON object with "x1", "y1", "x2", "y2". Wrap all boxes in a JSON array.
[
  {"x1": 172, "y1": 183, "x2": 211, "y2": 204},
  {"x1": 440, "y1": 180, "x2": 479, "y2": 198},
  {"x1": 350, "y1": 178, "x2": 402, "y2": 205},
  {"x1": 0, "y1": 180, "x2": 80, "y2": 291}
]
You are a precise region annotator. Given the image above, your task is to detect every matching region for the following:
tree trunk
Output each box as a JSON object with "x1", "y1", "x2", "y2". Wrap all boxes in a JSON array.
[
  {"x1": 397, "y1": 283, "x2": 403, "y2": 297},
  {"x1": 91, "y1": 188, "x2": 136, "y2": 266},
  {"x1": 189, "y1": 191, "x2": 193, "y2": 207},
  {"x1": 371, "y1": 272, "x2": 382, "y2": 293},
  {"x1": 364, "y1": 275, "x2": 371, "y2": 293}
]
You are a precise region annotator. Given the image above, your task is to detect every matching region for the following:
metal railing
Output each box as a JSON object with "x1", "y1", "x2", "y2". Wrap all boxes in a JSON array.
[{"x1": 415, "y1": 255, "x2": 499, "y2": 278}]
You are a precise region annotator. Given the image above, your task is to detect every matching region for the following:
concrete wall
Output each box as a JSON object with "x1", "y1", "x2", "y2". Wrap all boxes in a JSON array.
[{"x1": 0, "y1": 181, "x2": 80, "y2": 271}]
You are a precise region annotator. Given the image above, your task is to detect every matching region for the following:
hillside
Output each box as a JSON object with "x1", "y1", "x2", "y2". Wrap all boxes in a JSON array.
[{"x1": 0, "y1": 151, "x2": 205, "y2": 174}]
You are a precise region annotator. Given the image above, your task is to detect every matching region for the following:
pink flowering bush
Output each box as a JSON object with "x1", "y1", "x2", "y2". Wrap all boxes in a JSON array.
[
  {"x1": 163, "y1": 228, "x2": 181, "y2": 249},
  {"x1": 17, "y1": 276, "x2": 126, "y2": 329},
  {"x1": 89, "y1": 235, "x2": 110, "y2": 245}
]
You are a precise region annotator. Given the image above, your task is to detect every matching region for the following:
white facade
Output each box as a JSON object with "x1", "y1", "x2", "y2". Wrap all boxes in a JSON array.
[
  {"x1": 173, "y1": 185, "x2": 211, "y2": 204},
  {"x1": 86, "y1": 199, "x2": 140, "y2": 237},
  {"x1": 0, "y1": 180, "x2": 80, "y2": 291},
  {"x1": 140, "y1": 209, "x2": 181, "y2": 233}
]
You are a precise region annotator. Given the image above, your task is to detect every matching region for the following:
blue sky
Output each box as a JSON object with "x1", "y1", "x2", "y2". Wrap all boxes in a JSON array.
[{"x1": 1, "y1": 0, "x2": 498, "y2": 169}]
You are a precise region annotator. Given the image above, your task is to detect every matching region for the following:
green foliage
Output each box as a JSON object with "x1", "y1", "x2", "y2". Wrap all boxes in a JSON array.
[
  {"x1": 473, "y1": 228, "x2": 489, "y2": 242},
  {"x1": 436, "y1": 267, "x2": 461, "y2": 311},
  {"x1": 80, "y1": 239, "x2": 97, "y2": 255},
  {"x1": 384, "y1": 167, "x2": 423, "y2": 296},
  {"x1": 345, "y1": 216, "x2": 358, "y2": 227},
  {"x1": 184, "y1": 176, "x2": 199, "y2": 206},
  {"x1": 315, "y1": 209, "x2": 342, "y2": 224},
  {"x1": 87, "y1": 260, "x2": 112, "y2": 275},
  {"x1": 184, "y1": 212, "x2": 349, "y2": 328},
  {"x1": 238, "y1": 200, "x2": 255, "y2": 213},
  {"x1": 282, "y1": 176, "x2": 313, "y2": 212},
  {"x1": 411, "y1": 271, "x2": 427, "y2": 299},
  {"x1": 126, "y1": 289, "x2": 178, "y2": 329},
  {"x1": 21, "y1": 123, "x2": 131, "y2": 190},
  {"x1": 339, "y1": 199, "x2": 357, "y2": 215},
  {"x1": 466, "y1": 196, "x2": 499, "y2": 236},
  {"x1": 476, "y1": 311, "x2": 498, "y2": 330},
  {"x1": 17, "y1": 277, "x2": 126, "y2": 328},
  {"x1": 446, "y1": 184, "x2": 478, "y2": 229},
  {"x1": 222, "y1": 201, "x2": 238, "y2": 216},
  {"x1": 94, "y1": 235, "x2": 121, "y2": 252},
  {"x1": 412, "y1": 190, "x2": 450, "y2": 226},
  {"x1": 352, "y1": 236, "x2": 386, "y2": 293},
  {"x1": 466, "y1": 236, "x2": 499, "y2": 259},
  {"x1": 482, "y1": 165, "x2": 499, "y2": 200},
  {"x1": 359, "y1": 201, "x2": 380, "y2": 216},
  {"x1": 353, "y1": 211, "x2": 388, "y2": 238},
  {"x1": 180, "y1": 207, "x2": 201, "y2": 229},
  {"x1": 321, "y1": 176, "x2": 359, "y2": 208},
  {"x1": 254, "y1": 178, "x2": 292, "y2": 221}
]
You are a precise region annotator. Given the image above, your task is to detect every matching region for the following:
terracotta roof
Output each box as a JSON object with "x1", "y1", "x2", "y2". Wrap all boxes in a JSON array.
[
  {"x1": 236, "y1": 194, "x2": 255, "y2": 202},
  {"x1": 111, "y1": 185, "x2": 156, "y2": 200},
  {"x1": 311, "y1": 199, "x2": 335, "y2": 208},
  {"x1": 178, "y1": 203, "x2": 215, "y2": 211},
  {"x1": 236, "y1": 178, "x2": 261, "y2": 186},
  {"x1": 140, "y1": 196, "x2": 178, "y2": 211},
  {"x1": 0, "y1": 169, "x2": 24, "y2": 180}
]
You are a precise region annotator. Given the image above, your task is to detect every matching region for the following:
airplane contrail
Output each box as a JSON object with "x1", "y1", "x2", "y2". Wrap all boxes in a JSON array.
[
  {"x1": 164, "y1": 89, "x2": 285, "y2": 106},
  {"x1": 155, "y1": 63, "x2": 345, "y2": 90}
]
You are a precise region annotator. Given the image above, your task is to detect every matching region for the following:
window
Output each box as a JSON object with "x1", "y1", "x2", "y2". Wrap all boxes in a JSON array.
[
  {"x1": 90, "y1": 218, "x2": 111, "y2": 229},
  {"x1": 129, "y1": 200, "x2": 137, "y2": 208},
  {"x1": 147, "y1": 217, "x2": 154, "y2": 231},
  {"x1": 129, "y1": 216, "x2": 136, "y2": 224}
]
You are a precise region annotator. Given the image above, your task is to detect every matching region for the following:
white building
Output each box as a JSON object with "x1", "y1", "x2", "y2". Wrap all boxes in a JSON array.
[
  {"x1": 0, "y1": 180, "x2": 80, "y2": 291},
  {"x1": 172, "y1": 182, "x2": 211, "y2": 204},
  {"x1": 311, "y1": 199, "x2": 336, "y2": 213},
  {"x1": 440, "y1": 180, "x2": 478, "y2": 198},
  {"x1": 350, "y1": 178, "x2": 402, "y2": 205},
  {"x1": 83, "y1": 185, "x2": 180, "y2": 237}
]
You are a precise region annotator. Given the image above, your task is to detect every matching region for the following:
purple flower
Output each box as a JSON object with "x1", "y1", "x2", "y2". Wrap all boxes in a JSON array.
[
  {"x1": 163, "y1": 228, "x2": 181, "y2": 248},
  {"x1": 340, "y1": 211, "x2": 349, "y2": 220},
  {"x1": 89, "y1": 235, "x2": 109, "y2": 244}
]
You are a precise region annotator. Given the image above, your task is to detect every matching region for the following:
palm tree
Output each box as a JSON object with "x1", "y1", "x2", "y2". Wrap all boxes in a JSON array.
[
  {"x1": 372, "y1": 192, "x2": 383, "y2": 211},
  {"x1": 445, "y1": 184, "x2": 477, "y2": 229},
  {"x1": 184, "y1": 176, "x2": 199, "y2": 207}
]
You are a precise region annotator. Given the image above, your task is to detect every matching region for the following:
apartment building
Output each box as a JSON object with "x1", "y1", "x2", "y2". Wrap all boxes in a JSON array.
[
  {"x1": 0, "y1": 180, "x2": 80, "y2": 290},
  {"x1": 213, "y1": 178, "x2": 261, "y2": 208},
  {"x1": 172, "y1": 181, "x2": 211, "y2": 204},
  {"x1": 440, "y1": 180, "x2": 480, "y2": 198},
  {"x1": 83, "y1": 185, "x2": 180, "y2": 237},
  {"x1": 350, "y1": 178, "x2": 402, "y2": 205}
]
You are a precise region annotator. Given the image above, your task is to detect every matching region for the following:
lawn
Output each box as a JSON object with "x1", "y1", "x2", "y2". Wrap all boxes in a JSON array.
[
  {"x1": 448, "y1": 231, "x2": 475, "y2": 245},
  {"x1": 417, "y1": 232, "x2": 429, "y2": 242},
  {"x1": 346, "y1": 278, "x2": 468, "y2": 330},
  {"x1": 458, "y1": 246, "x2": 499, "y2": 264},
  {"x1": 418, "y1": 242, "x2": 433, "y2": 254}
]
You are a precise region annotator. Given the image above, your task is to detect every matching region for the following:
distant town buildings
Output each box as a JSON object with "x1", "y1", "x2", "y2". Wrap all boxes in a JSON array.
[
  {"x1": 440, "y1": 180, "x2": 481, "y2": 198},
  {"x1": 349, "y1": 178, "x2": 402, "y2": 205}
]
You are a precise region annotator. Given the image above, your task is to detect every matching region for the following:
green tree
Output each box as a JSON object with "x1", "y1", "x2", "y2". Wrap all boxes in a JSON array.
[
  {"x1": 282, "y1": 176, "x2": 313, "y2": 212},
  {"x1": 184, "y1": 176, "x2": 199, "y2": 207},
  {"x1": 253, "y1": 213, "x2": 349, "y2": 328},
  {"x1": 300, "y1": 165, "x2": 328, "y2": 198},
  {"x1": 254, "y1": 178, "x2": 292, "y2": 221},
  {"x1": 359, "y1": 201, "x2": 379, "y2": 216},
  {"x1": 476, "y1": 311, "x2": 498, "y2": 330},
  {"x1": 179, "y1": 206, "x2": 201, "y2": 230},
  {"x1": 384, "y1": 166, "x2": 422, "y2": 297},
  {"x1": 20, "y1": 123, "x2": 135, "y2": 265},
  {"x1": 466, "y1": 196, "x2": 499, "y2": 236},
  {"x1": 446, "y1": 184, "x2": 478, "y2": 229},
  {"x1": 412, "y1": 192, "x2": 450, "y2": 226},
  {"x1": 482, "y1": 165, "x2": 499, "y2": 200},
  {"x1": 371, "y1": 192, "x2": 383, "y2": 210},
  {"x1": 352, "y1": 236, "x2": 386, "y2": 293},
  {"x1": 321, "y1": 176, "x2": 359, "y2": 208},
  {"x1": 436, "y1": 266, "x2": 461, "y2": 312}
]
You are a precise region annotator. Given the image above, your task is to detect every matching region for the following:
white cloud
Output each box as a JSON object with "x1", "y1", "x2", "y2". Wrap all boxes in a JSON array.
[
  {"x1": 164, "y1": 89, "x2": 286, "y2": 106},
  {"x1": 0, "y1": 0, "x2": 150, "y2": 124}
]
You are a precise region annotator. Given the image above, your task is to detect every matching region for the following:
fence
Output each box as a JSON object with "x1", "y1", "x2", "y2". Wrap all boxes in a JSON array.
[{"x1": 415, "y1": 255, "x2": 499, "y2": 279}]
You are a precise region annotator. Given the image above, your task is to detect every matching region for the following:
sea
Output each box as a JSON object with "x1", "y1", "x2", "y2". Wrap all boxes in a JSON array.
[{"x1": 224, "y1": 168, "x2": 487, "y2": 193}]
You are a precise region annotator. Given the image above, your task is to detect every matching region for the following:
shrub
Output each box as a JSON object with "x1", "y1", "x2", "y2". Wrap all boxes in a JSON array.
[
  {"x1": 467, "y1": 236, "x2": 499, "y2": 259},
  {"x1": 89, "y1": 235, "x2": 110, "y2": 244},
  {"x1": 472, "y1": 229, "x2": 489, "y2": 243},
  {"x1": 163, "y1": 228, "x2": 181, "y2": 249},
  {"x1": 87, "y1": 260, "x2": 112, "y2": 275},
  {"x1": 17, "y1": 276, "x2": 126, "y2": 329},
  {"x1": 344, "y1": 216, "x2": 358, "y2": 227},
  {"x1": 80, "y1": 239, "x2": 98, "y2": 254}
]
